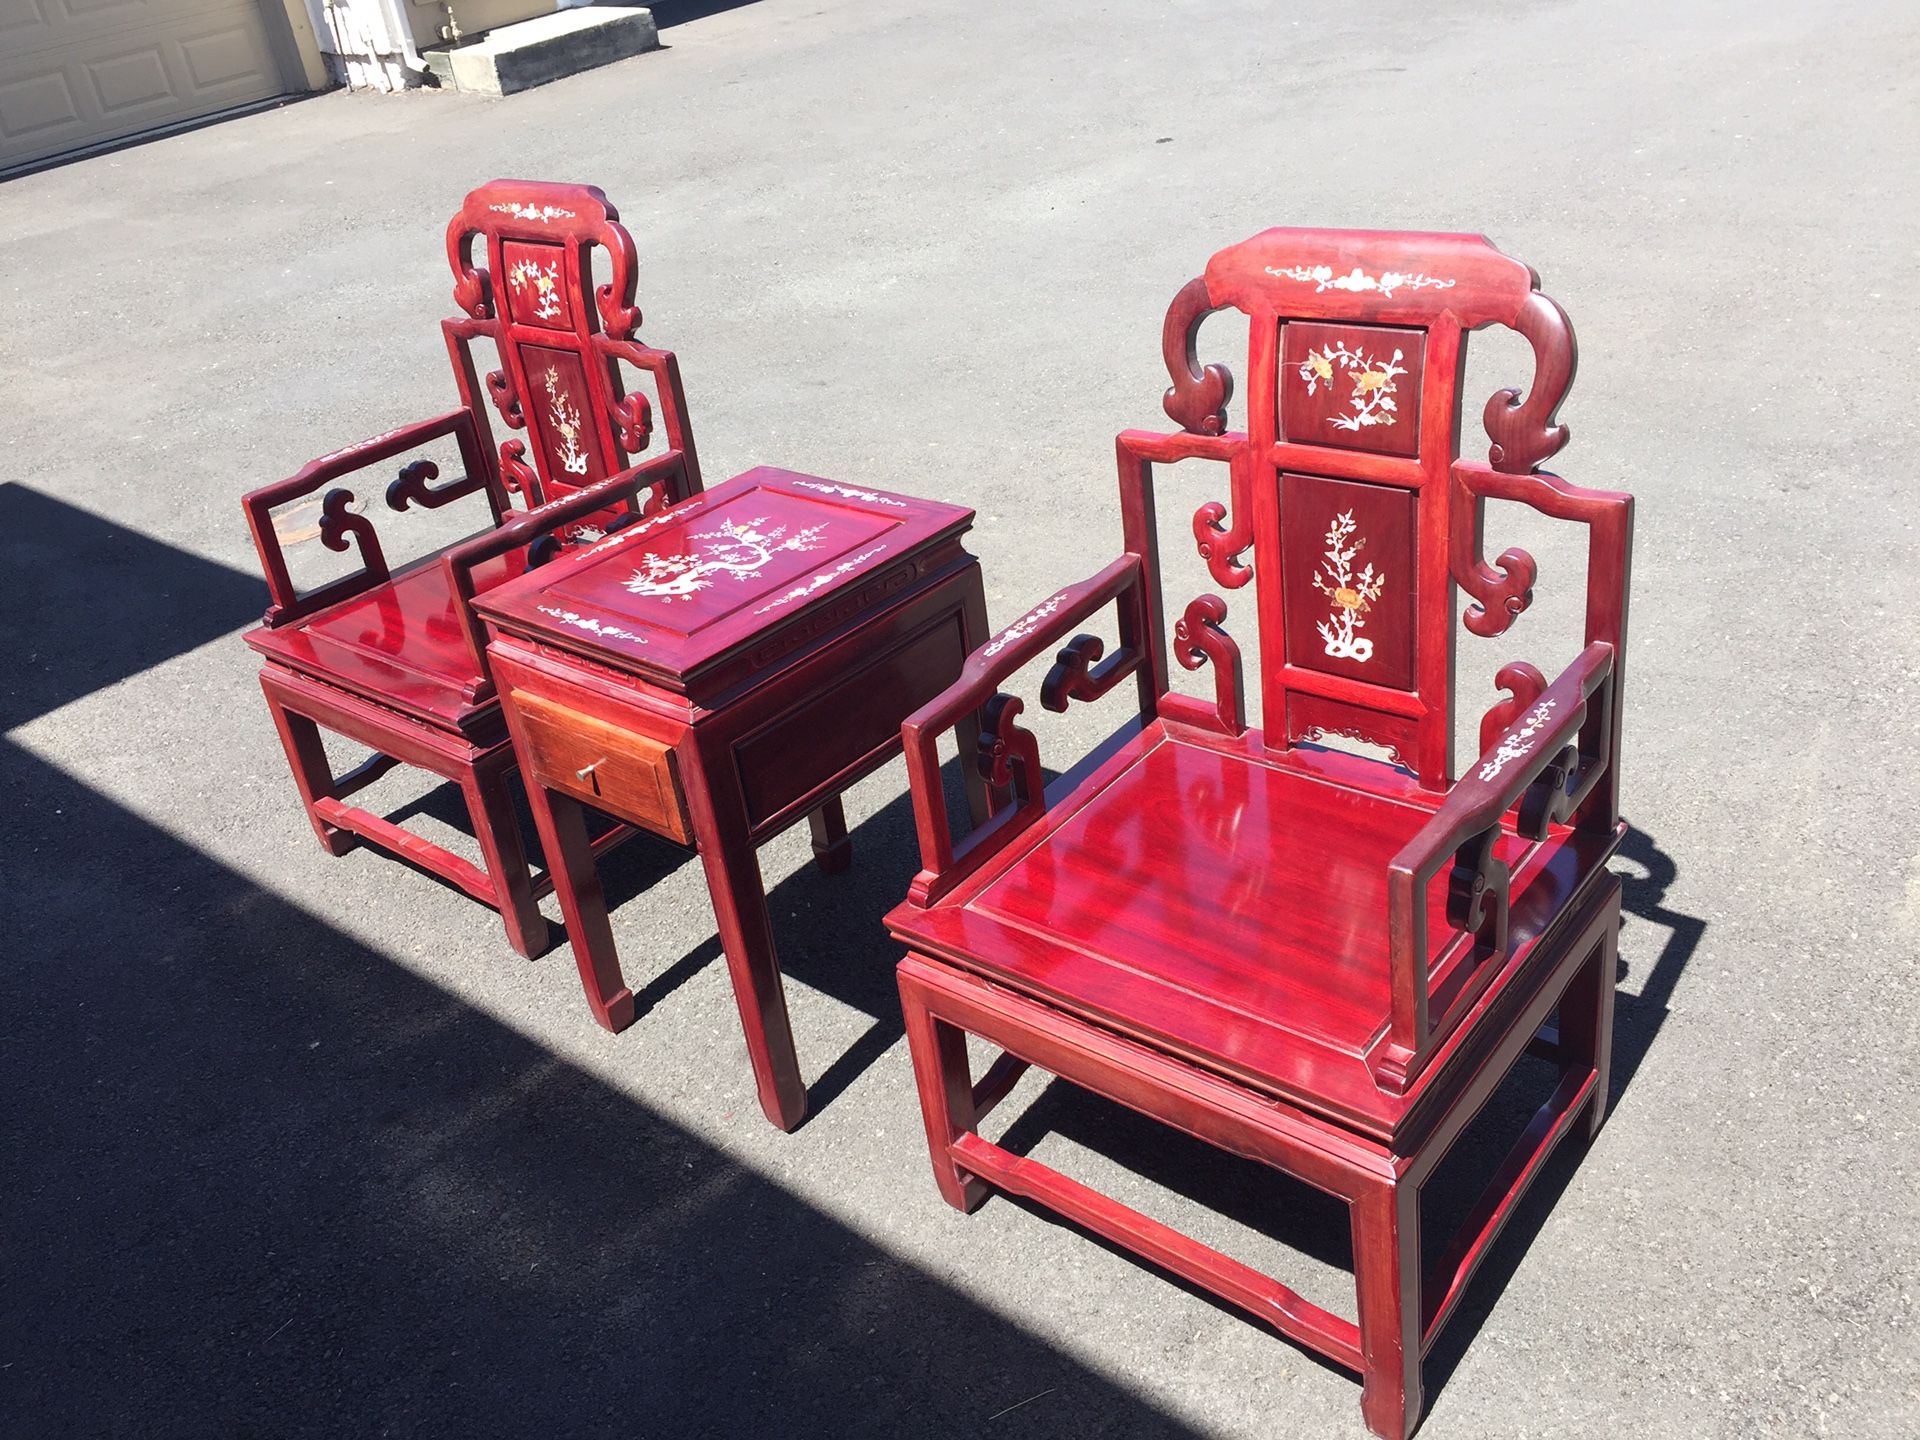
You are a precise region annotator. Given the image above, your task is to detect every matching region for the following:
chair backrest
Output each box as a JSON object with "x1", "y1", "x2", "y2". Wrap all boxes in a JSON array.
[
  {"x1": 442, "y1": 179, "x2": 702, "y2": 511},
  {"x1": 1149, "y1": 228, "x2": 1604, "y2": 790}
]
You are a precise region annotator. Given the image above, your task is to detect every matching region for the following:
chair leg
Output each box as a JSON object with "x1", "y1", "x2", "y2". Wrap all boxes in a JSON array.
[
  {"x1": 1353, "y1": 1178, "x2": 1425, "y2": 1440},
  {"x1": 1557, "y1": 918, "x2": 1619, "y2": 1140},
  {"x1": 260, "y1": 682, "x2": 355, "y2": 857},
  {"x1": 897, "y1": 970, "x2": 990, "y2": 1214},
  {"x1": 461, "y1": 753, "x2": 550, "y2": 961},
  {"x1": 807, "y1": 796, "x2": 852, "y2": 874}
]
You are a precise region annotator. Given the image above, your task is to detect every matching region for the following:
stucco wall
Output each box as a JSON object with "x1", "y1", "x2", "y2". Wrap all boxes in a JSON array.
[{"x1": 305, "y1": 0, "x2": 562, "y2": 89}]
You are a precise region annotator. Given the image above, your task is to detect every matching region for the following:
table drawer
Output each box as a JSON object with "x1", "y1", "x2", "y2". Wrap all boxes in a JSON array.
[{"x1": 509, "y1": 689, "x2": 691, "y2": 844}]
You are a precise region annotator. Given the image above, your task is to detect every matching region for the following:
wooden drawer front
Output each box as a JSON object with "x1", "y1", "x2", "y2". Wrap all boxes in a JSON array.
[
  {"x1": 510, "y1": 690, "x2": 691, "y2": 844},
  {"x1": 734, "y1": 612, "x2": 967, "y2": 829}
]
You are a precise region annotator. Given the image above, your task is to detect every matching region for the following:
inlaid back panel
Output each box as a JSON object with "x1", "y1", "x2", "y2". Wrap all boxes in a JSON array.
[
  {"x1": 441, "y1": 180, "x2": 702, "y2": 516},
  {"x1": 1154, "y1": 229, "x2": 1576, "y2": 788}
]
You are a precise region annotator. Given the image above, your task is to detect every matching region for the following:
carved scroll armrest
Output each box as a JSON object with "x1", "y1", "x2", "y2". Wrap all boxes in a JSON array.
[
  {"x1": 242, "y1": 409, "x2": 485, "y2": 626},
  {"x1": 1377, "y1": 641, "x2": 1616, "y2": 1093},
  {"x1": 901, "y1": 555, "x2": 1146, "y2": 907},
  {"x1": 592, "y1": 336, "x2": 705, "y2": 497},
  {"x1": 440, "y1": 449, "x2": 690, "y2": 696},
  {"x1": 1452, "y1": 464, "x2": 1634, "y2": 643}
]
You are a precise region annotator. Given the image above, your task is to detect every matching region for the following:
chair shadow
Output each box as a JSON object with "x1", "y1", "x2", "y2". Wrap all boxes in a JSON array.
[
  {"x1": 0, "y1": 495, "x2": 1182, "y2": 1427},
  {"x1": 0, "y1": 732, "x2": 1211, "y2": 1440},
  {"x1": 385, "y1": 751, "x2": 981, "y2": 1119},
  {"x1": 969, "y1": 824, "x2": 1704, "y2": 1413},
  {"x1": 382, "y1": 772, "x2": 699, "y2": 927},
  {"x1": 0, "y1": 479, "x2": 1202, "y2": 1429}
]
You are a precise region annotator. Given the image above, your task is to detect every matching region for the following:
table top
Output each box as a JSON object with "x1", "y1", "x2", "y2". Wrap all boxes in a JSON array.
[{"x1": 474, "y1": 466, "x2": 974, "y2": 690}]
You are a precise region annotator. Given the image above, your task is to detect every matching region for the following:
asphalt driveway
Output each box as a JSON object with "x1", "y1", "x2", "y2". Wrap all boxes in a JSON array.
[{"x1": 2, "y1": 1, "x2": 1916, "y2": 1435}]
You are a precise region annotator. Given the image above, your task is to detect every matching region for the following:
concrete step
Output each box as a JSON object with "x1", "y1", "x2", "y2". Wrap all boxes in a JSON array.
[{"x1": 425, "y1": 6, "x2": 659, "y2": 97}]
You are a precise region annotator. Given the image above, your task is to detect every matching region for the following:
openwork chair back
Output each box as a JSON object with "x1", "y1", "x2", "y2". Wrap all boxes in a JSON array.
[
  {"x1": 909, "y1": 231, "x2": 1632, "y2": 1097},
  {"x1": 1141, "y1": 230, "x2": 1626, "y2": 819},
  {"x1": 444, "y1": 179, "x2": 703, "y2": 512}
]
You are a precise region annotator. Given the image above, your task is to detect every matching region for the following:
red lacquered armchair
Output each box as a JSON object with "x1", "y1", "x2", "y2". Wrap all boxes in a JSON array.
[
  {"x1": 242, "y1": 180, "x2": 702, "y2": 957},
  {"x1": 888, "y1": 231, "x2": 1632, "y2": 1440}
]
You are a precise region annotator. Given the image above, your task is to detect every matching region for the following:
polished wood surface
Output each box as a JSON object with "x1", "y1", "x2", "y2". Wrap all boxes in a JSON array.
[
  {"x1": 242, "y1": 180, "x2": 701, "y2": 956},
  {"x1": 477, "y1": 467, "x2": 972, "y2": 697},
  {"x1": 444, "y1": 180, "x2": 704, "y2": 510},
  {"x1": 888, "y1": 229, "x2": 1633, "y2": 1439},
  {"x1": 510, "y1": 689, "x2": 691, "y2": 845},
  {"x1": 248, "y1": 547, "x2": 525, "y2": 734},
  {"x1": 477, "y1": 469, "x2": 988, "y2": 1130}
]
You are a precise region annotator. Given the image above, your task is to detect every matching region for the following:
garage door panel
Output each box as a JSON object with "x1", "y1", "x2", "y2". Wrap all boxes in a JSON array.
[
  {"x1": 0, "y1": 68, "x2": 79, "y2": 138},
  {"x1": 5, "y1": 0, "x2": 205, "y2": 55},
  {"x1": 181, "y1": 23, "x2": 274, "y2": 89},
  {"x1": 87, "y1": 46, "x2": 173, "y2": 113},
  {"x1": 0, "y1": 0, "x2": 291, "y2": 169},
  {"x1": 2, "y1": 0, "x2": 54, "y2": 36}
]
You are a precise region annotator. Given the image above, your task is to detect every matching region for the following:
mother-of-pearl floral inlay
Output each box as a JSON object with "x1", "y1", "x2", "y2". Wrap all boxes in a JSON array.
[
  {"x1": 1478, "y1": 699, "x2": 1559, "y2": 781},
  {"x1": 1298, "y1": 342, "x2": 1408, "y2": 432},
  {"x1": 982, "y1": 592, "x2": 1067, "y2": 658},
  {"x1": 623, "y1": 516, "x2": 828, "y2": 601},
  {"x1": 539, "y1": 367, "x2": 591, "y2": 475},
  {"x1": 753, "y1": 545, "x2": 890, "y2": 614},
  {"x1": 509, "y1": 257, "x2": 564, "y2": 321},
  {"x1": 491, "y1": 201, "x2": 577, "y2": 223},
  {"x1": 536, "y1": 604, "x2": 647, "y2": 644},
  {"x1": 788, "y1": 479, "x2": 907, "y2": 509},
  {"x1": 1266, "y1": 264, "x2": 1454, "y2": 299},
  {"x1": 1312, "y1": 511, "x2": 1386, "y2": 662}
]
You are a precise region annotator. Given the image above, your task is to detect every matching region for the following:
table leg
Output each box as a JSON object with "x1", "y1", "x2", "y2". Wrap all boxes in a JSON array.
[
  {"x1": 807, "y1": 796, "x2": 852, "y2": 874},
  {"x1": 522, "y1": 778, "x2": 635, "y2": 1033},
  {"x1": 681, "y1": 744, "x2": 809, "y2": 1131}
]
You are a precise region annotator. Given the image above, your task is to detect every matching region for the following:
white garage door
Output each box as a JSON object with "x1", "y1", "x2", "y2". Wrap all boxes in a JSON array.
[{"x1": 1, "y1": 0, "x2": 295, "y2": 172}]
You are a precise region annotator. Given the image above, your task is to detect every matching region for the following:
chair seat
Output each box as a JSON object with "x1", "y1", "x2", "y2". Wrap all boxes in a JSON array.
[
  {"x1": 246, "y1": 544, "x2": 526, "y2": 734},
  {"x1": 889, "y1": 723, "x2": 1608, "y2": 1138}
]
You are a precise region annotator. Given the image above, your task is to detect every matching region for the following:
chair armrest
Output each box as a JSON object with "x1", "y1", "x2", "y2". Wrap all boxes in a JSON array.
[
  {"x1": 440, "y1": 449, "x2": 691, "y2": 696},
  {"x1": 242, "y1": 409, "x2": 488, "y2": 626},
  {"x1": 1452, "y1": 462, "x2": 1633, "y2": 828},
  {"x1": 593, "y1": 335, "x2": 706, "y2": 498},
  {"x1": 1376, "y1": 640, "x2": 1617, "y2": 1093},
  {"x1": 900, "y1": 554, "x2": 1147, "y2": 907}
]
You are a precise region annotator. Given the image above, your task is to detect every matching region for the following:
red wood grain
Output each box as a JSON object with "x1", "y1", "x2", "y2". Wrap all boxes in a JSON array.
[
  {"x1": 243, "y1": 180, "x2": 703, "y2": 955},
  {"x1": 889, "y1": 229, "x2": 1632, "y2": 1440},
  {"x1": 478, "y1": 472, "x2": 990, "y2": 1130}
]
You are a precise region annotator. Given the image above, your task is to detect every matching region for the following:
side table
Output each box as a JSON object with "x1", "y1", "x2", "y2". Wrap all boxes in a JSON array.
[{"x1": 475, "y1": 466, "x2": 988, "y2": 1129}]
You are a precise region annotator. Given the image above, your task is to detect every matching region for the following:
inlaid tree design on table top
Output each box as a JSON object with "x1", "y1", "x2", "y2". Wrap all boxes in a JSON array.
[{"x1": 623, "y1": 517, "x2": 829, "y2": 601}]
